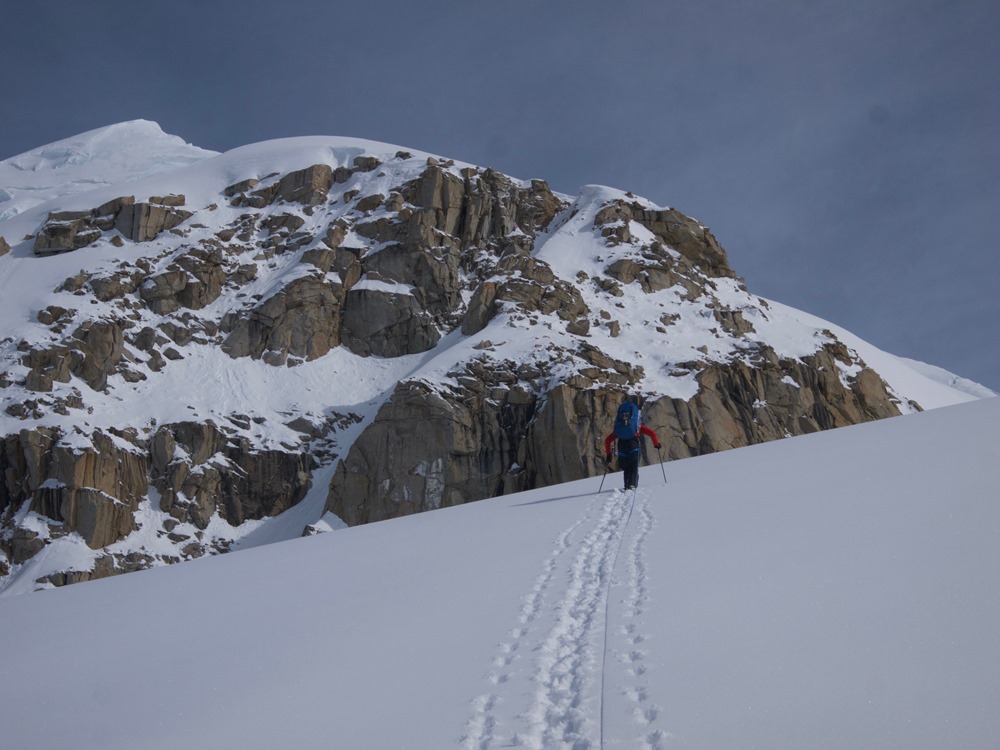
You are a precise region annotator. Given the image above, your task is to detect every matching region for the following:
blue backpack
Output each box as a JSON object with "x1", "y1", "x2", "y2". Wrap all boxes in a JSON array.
[{"x1": 613, "y1": 401, "x2": 641, "y2": 440}]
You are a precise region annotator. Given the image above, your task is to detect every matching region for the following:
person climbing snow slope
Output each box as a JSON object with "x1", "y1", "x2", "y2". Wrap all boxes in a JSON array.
[{"x1": 604, "y1": 400, "x2": 661, "y2": 491}]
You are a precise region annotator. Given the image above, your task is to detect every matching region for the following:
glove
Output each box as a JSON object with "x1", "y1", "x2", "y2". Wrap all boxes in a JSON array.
[
  {"x1": 605, "y1": 455, "x2": 612, "y2": 468},
  {"x1": 653, "y1": 442, "x2": 661, "y2": 450}
]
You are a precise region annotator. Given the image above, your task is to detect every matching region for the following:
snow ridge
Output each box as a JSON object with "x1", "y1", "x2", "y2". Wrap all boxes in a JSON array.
[{"x1": 0, "y1": 119, "x2": 216, "y2": 222}]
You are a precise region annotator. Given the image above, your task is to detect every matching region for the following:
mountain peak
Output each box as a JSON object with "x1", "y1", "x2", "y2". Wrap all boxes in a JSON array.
[{"x1": 0, "y1": 120, "x2": 217, "y2": 222}]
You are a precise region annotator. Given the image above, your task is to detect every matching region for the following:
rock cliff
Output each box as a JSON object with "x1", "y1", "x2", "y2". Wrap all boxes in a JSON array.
[{"x1": 0, "y1": 133, "x2": 932, "y2": 592}]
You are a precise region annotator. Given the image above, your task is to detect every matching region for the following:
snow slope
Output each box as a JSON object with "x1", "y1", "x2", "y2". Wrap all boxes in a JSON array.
[
  {"x1": 1, "y1": 397, "x2": 997, "y2": 749},
  {"x1": 757, "y1": 298, "x2": 994, "y2": 409},
  {"x1": 0, "y1": 119, "x2": 217, "y2": 222}
]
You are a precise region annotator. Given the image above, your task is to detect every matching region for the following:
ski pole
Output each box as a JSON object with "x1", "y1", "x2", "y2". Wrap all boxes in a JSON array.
[
  {"x1": 657, "y1": 445, "x2": 667, "y2": 483},
  {"x1": 598, "y1": 455, "x2": 611, "y2": 493}
]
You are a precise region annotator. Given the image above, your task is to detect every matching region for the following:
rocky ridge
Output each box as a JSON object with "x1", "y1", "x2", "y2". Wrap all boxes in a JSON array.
[{"x1": 0, "y1": 131, "x2": 935, "y2": 593}]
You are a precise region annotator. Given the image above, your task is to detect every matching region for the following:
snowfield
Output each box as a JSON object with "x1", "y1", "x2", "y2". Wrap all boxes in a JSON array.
[{"x1": 1, "y1": 397, "x2": 997, "y2": 749}]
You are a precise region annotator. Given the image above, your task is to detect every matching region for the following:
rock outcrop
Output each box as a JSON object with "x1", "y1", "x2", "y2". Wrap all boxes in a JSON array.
[
  {"x1": 327, "y1": 342, "x2": 901, "y2": 524},
  {"x1": 1, "y1": 428, "x2": 146, "y2": 550},
  {"x1": 21, "y1": 319, "x2": 125, "y2": 393},
  {"x1": 222, "y1": 276, "x2": 344, "y2": 363},
  {"x1": 116, "y1": 202, "x2": 192, "y2": 242},
  {"x1": 32, "y1": 196, "x2": 196, "y2": 255},
  {"x1": 150, "y1": 421, "x2": 311, "y2": 529},
  {"x1": 0, "y1": 421, "x2": 313, "y2": 582},
  {"x1": 1, "y1": 144, "x2": 920, "y2": 592}
]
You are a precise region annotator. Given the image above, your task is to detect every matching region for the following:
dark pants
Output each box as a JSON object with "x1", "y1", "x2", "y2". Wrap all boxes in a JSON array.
[{"x1": 619, "y1": 451, "x2": 639, "y2": 490}]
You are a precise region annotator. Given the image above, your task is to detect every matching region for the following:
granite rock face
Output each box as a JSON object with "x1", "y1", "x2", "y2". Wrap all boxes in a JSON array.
[
  {"x1": 1, "y1": 145, "x2": 917, "y2": 591},
  {"x1": 327, "y1": 346, "x2": 901, "y2": 524},
  {"x1": 32, "y1": 195, "x2": 194, "y2": 255},
  {"x1": 0, "y1": 423, "x2": 312, "y2": 576}
]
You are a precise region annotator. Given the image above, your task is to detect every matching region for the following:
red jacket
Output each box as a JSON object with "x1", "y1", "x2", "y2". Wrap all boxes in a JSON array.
[{"x1": 605, "y1": 424, "x2": 660, "y2": 456}]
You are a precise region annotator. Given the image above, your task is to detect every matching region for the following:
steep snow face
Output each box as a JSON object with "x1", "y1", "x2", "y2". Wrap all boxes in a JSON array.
[
  {"x1": 897, "y1": 356, "x2": 997, "y2": 400},
  {"x1": 0, "y1": 399, "x2": 997, "y2": 749},
  {"x1": 0, "y1": 119, "x2": 217, "y2": 222}
]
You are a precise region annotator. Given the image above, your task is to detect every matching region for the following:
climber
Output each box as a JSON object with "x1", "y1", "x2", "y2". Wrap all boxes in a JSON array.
[{"x1": 604, "y1": 400, "x2": 661, "y2": 491}]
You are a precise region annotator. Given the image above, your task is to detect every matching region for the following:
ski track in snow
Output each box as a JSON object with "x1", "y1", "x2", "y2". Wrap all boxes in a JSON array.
[
  {"x1": 611, "y1": 493, "x2": 670, "y2": 749},
  {"x1": 462, "y1": 489, "x2": 668, "y2": 749}
]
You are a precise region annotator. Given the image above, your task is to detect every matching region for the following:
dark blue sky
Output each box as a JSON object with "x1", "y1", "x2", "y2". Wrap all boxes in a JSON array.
[{"x1": 3, "y1": 0, "x2": 998, "y2": 390}]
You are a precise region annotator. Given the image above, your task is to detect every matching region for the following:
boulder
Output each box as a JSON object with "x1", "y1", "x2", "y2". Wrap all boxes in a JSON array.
[
  {"x1": 136, "y1": 246, "x2": 226, "y2": 314},
  {"x1": 175, "y1": 247, "x2": 226, "y2": 310},
  {"x1": 21, "y1": 346, "x2": 76, "y2": 392},
  {"x1": 33, "y1": 214, "x2": 101, "y2": 255},
  {"x1": 149, "y1": 194, "x2": 186, "y2": 207},
  {"x1": 340, "y1": 287, "x2": 440, "y2": 357},
  {"x1": 31, "y1": 196, "x2": 138, "y2": 254},
  {"x1": 94, "y1": 195, "x2": 136, "y2": 218},
  {"x1": 71, "y1": 320, "x2": 124, "y2": 391},
  {"x1": 461, "y1": 282, "x2": 498, "y2": 335},
  {"x1": 115, "y1": 202, "x2": 192, "y2": 242},
  {"x1": 222, "y1": 276, "x2": 344, "y2": 363},
  {"x1": 352, "y1": 156, "x2": 382, "y2": 173},
  {"x1": 139, "y1": 270, "x2": 188, "y2": 315},
  {"x1": 355, "y1": 193, "x2": 384, "y2": 213},
  {"x1": 90, "y1": 272, "x2": 140, "y2": 302},
  {"x1": 9, "y1": 527, "x2": 45, "y2": 565},
  {"x1": 274, "y1": 164, "x2": 334, "y2": 205},
  {"x1": 224, "y1": 178, "x2": 259, "y2": 198},
  {"x1": 21, "y1": 319, "x2": 125, "y2": 393}
]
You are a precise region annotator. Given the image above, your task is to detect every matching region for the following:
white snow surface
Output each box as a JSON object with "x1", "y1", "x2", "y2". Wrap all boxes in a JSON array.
[
  {"x1": 897, "y1": 356, "x2": 997, "y2": 400},
  {"x1": 0, "y1": 119, "x2": 217, "y2": 222},
  {"x1": 0, "y1": 398, "x2": 997, "y2": 749}
]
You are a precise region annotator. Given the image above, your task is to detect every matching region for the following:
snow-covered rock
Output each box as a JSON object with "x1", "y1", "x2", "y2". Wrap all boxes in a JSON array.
[{"x1": 0, "y1": 122, "x2": 992, "y2": 594}]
